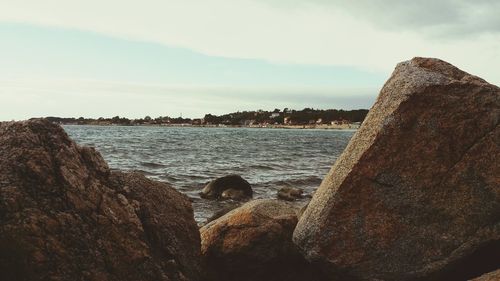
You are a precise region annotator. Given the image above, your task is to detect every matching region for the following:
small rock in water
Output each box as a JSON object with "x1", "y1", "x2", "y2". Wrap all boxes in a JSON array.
[
  {"x1": 199, "y1": 174, "x2": 252, "y2": 200},
  {"x1": 277, "y1": 187, "x2": 304, "y2": 201}
]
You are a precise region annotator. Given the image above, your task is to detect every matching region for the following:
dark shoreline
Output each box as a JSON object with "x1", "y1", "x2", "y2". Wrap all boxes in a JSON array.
[{"x1": 60, "y1": 123, "x2": 360, "y2": 130}]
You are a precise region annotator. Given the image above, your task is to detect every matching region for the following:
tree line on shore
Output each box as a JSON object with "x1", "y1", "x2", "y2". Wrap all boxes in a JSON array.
[{"x1": 44, "y1": 108, "x2": 369, "y2": 126}]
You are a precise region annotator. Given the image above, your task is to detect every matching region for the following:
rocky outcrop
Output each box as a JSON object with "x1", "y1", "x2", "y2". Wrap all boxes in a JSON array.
[
  {"x1": 277, "y1": 187, "x2": 304, "y2": 201},
  {"x1": 200, "y1": 199, "x2": 325, "y2": 281},
  {"x1": 199, "y1": 175, "x2": 252, "y2": 200},
  {"x1": 293, "y1": 58, "x2": 500, "y2": 281},
  {"x1": 0, "y1": 119, "x2": 202, "y2": 281}
]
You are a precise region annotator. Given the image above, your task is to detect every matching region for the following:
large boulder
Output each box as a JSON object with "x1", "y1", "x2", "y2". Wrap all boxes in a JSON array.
[
  {"x1": 199, "y1": 175, "x2": 252, "y2": 200},
  {"x1": 0, "y1": 119, "x2": 202, "y2": 281},
  {"x1": 200, "y1": 199, "x2": 325, "y2": 281},
  {"x1": 293, "y1": 58, "x2": 500, "y2": 281}
]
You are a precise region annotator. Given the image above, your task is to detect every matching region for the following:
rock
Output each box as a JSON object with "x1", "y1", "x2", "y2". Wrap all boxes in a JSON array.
[
  {"x1": 277, "y1": 187, "x2": 304, "y2": 201},
  {"x1": 108, "y1": 172, "x2": 203, "y2": 280},
  {"x1": 297, "y1": 202, "x2": 309, "y2": 219},
  {"x1": 472, "y1": 269, "x2": 500, "y2": 281},
  {"x1": 221, "y1": 188, "x2": 247, "y2": 200},
  {"x1": 203, "y1": 203, "x2": 241, "y2": 226},
  {"x1": 200, "y1": 175, "x2": 252, "y2": 200},
  {"x1": 293, "y1": 58, "x2": 500, "y2": 281},
  {"x1": 0, "y1": 119, "x2": 202, "y2": 281},
  {"x1": 200, "y1": 199, "x2": 326, "y2": 281}
]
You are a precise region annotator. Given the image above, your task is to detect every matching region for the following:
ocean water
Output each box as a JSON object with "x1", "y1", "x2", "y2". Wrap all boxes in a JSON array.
[{"x1": 64, "y1": 125, "x2": 354, "y2": 223}]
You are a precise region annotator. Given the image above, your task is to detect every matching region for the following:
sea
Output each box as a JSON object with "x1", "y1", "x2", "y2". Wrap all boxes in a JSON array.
[{"x1": 64, "y1": 125, "x2": 355, "y2": 223}]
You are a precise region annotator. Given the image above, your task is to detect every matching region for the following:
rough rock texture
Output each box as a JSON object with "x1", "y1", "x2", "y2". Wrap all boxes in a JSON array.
[
  {"x1": 200, "y1": 199, "x2": 326, "y2": 281},
  {"x1": 202, "y1": 203, "x2": 241, "y2": 226},
  {"x1": 293, "y1": 58, "x2": 500, "y2": 281},
  {"x1": 471, "y1": 269, "x2": 500, "y2": 281},
  {"x1": 0, "y1": 119, "x2": 202, "y2": 281},
  {"x1": 277, "y1": 186, "x2": 304, "y2": 201},
  {"x1": 199, "y1": 175, "x2": 252, "y2": 200}
]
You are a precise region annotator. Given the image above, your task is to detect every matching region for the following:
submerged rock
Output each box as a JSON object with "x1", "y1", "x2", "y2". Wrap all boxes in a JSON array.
[
  {"x1": 0, "y1": 119, "x2": 202, "y2": 281},
  {"x1": 200, "y1": 175, "x2": 252, "y2": 200},
  {"x1": 293, "y1": 58, "x2": 500, "y2": 281},
  {"x1": 277, "y1": 186, "x2": 304, "y2": 201},
  {"x1": 200, "y1": 199, "x2": 325, "y2": 281}
]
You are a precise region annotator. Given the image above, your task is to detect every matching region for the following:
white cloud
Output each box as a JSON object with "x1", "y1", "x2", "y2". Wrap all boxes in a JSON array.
[
  {"x1": 0, "y1": 0, "x2": 499, "y2": 85},
  {"x1": 264, "y1": 0, "x2": 500, "y2": 36}
]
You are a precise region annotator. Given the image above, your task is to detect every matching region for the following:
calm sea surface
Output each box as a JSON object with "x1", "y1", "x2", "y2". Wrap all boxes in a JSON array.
[{"x1": 64, "y1": 125, "x2": 354, "y2": 223}]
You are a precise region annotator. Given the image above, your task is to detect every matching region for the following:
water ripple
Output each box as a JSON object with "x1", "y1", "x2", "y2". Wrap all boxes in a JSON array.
[{"x1": 64, "y1": 125, "x2": 353, "y2": 223}]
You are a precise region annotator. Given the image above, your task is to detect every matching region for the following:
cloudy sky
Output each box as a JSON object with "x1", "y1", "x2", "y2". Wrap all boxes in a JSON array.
[{"x1": 0, "y1": 0, "x2": 499, "y2": 120}]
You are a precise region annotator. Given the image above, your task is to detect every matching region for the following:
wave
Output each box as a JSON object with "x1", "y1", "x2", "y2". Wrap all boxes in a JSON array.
[
  {"x1": 248, "y1": 164, "x2": 275, "y2": 170},
  {"x1": 159, "y1": 175, "x2": 179, "y2": 182},
  {"x1": 132, "y1": 169, "x2": 157, "y2": 176}
]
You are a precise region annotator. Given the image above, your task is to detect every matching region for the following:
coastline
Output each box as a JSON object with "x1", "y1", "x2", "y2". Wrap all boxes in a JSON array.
[{"x1": 60, "y1": 123, "x2": 360, "y2": 130}]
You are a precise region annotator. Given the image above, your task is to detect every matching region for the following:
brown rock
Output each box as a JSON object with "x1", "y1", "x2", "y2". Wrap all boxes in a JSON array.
[
  {"x1": 471, "y1": 269, "x2": 500, "y2": 281},
  {"x1": 203, "y1": 203, "x2": 241, "y2": 226},
  {"x1": 200, "y1": 199, "x2": 326, "y2": 281},
  {"x1": 0, "y1": 119, "x2": 202, "y2": 281},
  {"x1": 293, "y1": 58, "x2": 500, "y2": 281},
  {"x1": 277, "y1": 186, "x2": 304, "y2": 201}
]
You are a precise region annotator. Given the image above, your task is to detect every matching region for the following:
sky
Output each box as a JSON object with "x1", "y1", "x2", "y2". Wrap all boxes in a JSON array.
[{"x1": 0, "y1": 0, "x2": 499, "y2": 120}]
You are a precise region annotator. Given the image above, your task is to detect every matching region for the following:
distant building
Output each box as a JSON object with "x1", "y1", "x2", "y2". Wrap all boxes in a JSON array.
[
  {"x1": 242, "y1": 120, "x2": 256, "y2": 126},
  {"x1": 270, "y1": 113, "x2": 280, "y2": 118},
  {"x1": 284, "y1": 117, "x2": 292, "y2": 125},
  {"x1": 192, "y1": 119, "x2": 202, "y2": 125},
  {"x1": 331, "y1": 119, "x2": 351, "y2": 125},
  {"x1": 316, "y1": 118, "x2": 323, "y2": 124}
]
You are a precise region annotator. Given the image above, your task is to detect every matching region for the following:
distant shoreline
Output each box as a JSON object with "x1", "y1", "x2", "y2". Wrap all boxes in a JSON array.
[{"x1": 61, "y1": 123, "x2": 360, "y2": 130}]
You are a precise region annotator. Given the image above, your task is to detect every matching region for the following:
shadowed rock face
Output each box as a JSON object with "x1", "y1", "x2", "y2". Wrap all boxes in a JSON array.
[
  {"x1": 0, "y1": 119, "x2": 201, "y2": 281},
  {"x1": 472, "y1": 269, "x2": 500, "y2": 281},
  {"x1": 200, "y1": 175, "x2": 253, "y2": 200},
  {"x1": 200, "y1": 199, "x2": 326, "y2": 281},
  {"x1": 293, "y1": 57, "x2": 500, "y2": 281}
]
